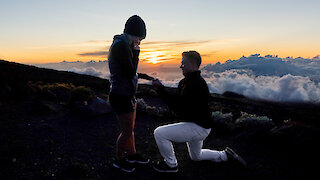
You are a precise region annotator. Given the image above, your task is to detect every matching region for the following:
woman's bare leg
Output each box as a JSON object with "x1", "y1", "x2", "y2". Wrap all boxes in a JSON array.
[{"x1": 116, "y1": 103, "x2": 137, "y2": 159}]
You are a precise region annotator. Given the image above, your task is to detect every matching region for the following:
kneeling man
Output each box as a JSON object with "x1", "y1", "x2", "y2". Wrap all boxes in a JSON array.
[{"x1": 152, "y1": 51, "x2": 246, "y2": 172}]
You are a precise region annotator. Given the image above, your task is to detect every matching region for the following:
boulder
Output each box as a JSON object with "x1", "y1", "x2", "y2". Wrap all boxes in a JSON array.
[{"x1": 87, "y1": 97, "x2": 113, "y2": 115}]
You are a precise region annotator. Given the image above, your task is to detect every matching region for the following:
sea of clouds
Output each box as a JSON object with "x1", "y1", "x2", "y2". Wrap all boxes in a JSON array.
[
  {"x1": 34, "y1": 54, "x2": 320, "y2": 103},
  {"x1": 201, "y1": 54, "x2": 320, "y2": 103},
  {"x1": 35, "y1": 60, "x2": 110, "y2": 79}
]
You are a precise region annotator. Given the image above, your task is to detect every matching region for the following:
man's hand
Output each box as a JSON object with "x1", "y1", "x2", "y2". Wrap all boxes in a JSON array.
[
  {"x1": 152, "y1": 79, "x2": 163, "y2": 89},
  {"x1": 138, "y1": 73, "x2": 155, "y2": 80}
]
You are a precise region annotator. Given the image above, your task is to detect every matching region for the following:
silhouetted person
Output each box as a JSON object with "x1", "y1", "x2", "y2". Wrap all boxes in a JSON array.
[
  {"x1": 108, "y1": 15, "x2": 149, "y2": 172},
  {"x1": 151, "y1": 51, "x2": 246, "y2": 172}
]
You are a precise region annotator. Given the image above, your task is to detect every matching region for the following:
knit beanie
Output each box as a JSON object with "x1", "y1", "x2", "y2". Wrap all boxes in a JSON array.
[{"x1": 124, "y1": 15, "x2": 146, "y2": 39}]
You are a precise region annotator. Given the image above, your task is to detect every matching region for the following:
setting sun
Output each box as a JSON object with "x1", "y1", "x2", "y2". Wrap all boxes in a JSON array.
[{"x1": 140, "y1": 50, "x2": 173, "y2": 64}]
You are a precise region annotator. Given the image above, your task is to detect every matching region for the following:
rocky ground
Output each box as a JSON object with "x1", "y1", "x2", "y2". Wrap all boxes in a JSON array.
[
  {"x1": 0, "y1": 82, "x2": 320, "y2": 180},
  {"x1": 1, "y1": 60, "x2": 320, "y2": 179}
]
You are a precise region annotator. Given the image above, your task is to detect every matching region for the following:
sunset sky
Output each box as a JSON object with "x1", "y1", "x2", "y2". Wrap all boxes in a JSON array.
[{"x1": 1, "y1": 0, "x2": 319, "y2": 66}]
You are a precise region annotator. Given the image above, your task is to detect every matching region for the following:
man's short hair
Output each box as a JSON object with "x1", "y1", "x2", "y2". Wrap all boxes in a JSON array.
[{"x1": 182, "y1": 51, "x2": 202, "y2": 68}]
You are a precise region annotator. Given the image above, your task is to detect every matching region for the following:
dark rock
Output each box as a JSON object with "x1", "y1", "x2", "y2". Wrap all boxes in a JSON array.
[
  {"x1": 57, "y1": 162, "x2": 90, "y2": 179},
  {"x1": 87, "y1": 97, "x2": 113, "y2": 115},
  {"x1": 0, "y1": 84, "x2": 12, "y2": 100},
  {"x1": 37, "y1": 89, "x2": 58, "y2": 102},
  {"x1": 222, "y1": 91, "x2": 246, "y2": 99}
]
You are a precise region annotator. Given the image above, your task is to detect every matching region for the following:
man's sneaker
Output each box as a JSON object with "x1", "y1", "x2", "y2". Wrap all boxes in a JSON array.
[
  {"x1": 127, "y1": 153, "x2": 150, "y2": 164},
  {"x1": 152, "y1": 161, "x2": 178, "y2": 173},
  {"x1": 225, "y1": 147, "x2": 247, "y2": 167},
  {"x1": 113, "y1": 159, "x2": 135, "y2": 172}
]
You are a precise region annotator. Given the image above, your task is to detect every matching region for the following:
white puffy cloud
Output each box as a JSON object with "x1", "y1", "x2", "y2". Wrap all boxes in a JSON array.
[
  {"x1": 202, "y1": 69, "x2": 320, "y2": 103},
  {"x1": 202, "y1": 54, "x2": 320, "y2": 82},
  {"x1": 200, "y1": 54, "x2": 320, "y2": 102},
  {"x1": 68, "y1": 67, "x2": 107, "y2": 78},
  {"x1": 34, "y1": 60, "x2": 110, "y2": 79}
]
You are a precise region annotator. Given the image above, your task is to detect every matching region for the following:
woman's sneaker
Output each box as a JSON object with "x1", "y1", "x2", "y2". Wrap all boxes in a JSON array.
[
  {"x1": 127, "y1": 153, "x2": 150, "y2": 164},
  {"x1": 152, "y1": 161, "x2": 178, "y2": 173},
  {"x1": 113, "y1": 158, "x2": 135, "y2": 172},
  {"x1": 225, "y1": 147, "x2": 247, "y2": 167}
]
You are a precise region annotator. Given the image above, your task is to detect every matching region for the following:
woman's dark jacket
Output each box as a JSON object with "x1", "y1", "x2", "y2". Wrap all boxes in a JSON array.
[{"x1": 108, "y1": 34, "x2": 139, "y2": 96}]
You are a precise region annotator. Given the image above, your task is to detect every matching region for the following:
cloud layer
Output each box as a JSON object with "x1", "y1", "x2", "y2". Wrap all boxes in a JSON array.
[
  {"x1": 35, "y1": 60, "x2": 110, "y2": 79},
  {"x1": 202, "y1": 54, "x2": 320, "y2": 82},
  {"x1": 202, "y1": 70, "x2": 320, "y2": 103},
  {"x1": 34, "y1": 54, "x2": 320, "y2": 103},
  {"x1": 201, "y1": 54, "x2": 320, "y2": 103}
]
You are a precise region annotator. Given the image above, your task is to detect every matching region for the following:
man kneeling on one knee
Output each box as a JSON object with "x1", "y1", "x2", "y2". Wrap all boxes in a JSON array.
[{"x1": 151, "y1": 51, "x2": 246, "y2": 173}]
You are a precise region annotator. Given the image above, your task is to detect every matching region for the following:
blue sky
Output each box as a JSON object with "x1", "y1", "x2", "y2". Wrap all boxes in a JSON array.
[{"x1": 1, "y1": 0, "x2": 319, "y2": 63}]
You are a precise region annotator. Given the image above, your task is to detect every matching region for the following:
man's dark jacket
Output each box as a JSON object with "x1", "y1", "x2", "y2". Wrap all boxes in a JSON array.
[{"x1": 157, "y1": 71, "x2": 213, "y2": 129}]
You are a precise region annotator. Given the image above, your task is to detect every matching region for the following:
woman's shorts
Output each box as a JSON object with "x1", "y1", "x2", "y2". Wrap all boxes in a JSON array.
[{"x1": 109, "y1": 93, "x2": 136, "y2": 114}]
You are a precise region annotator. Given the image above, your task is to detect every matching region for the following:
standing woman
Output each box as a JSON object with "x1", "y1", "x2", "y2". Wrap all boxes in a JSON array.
[{"x1": 108, "y1": 15, "x2": 149, "y2": 172}]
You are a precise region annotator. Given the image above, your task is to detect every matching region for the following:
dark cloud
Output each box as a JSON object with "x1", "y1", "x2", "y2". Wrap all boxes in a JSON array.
[
  {"x1": 313, "y1": 55, "x2": 320, "y2": 59},
  {"x1": 77, "y1": 50, "x2": 109, "y2": 57},
  {"x1": 142, "y1": 40, "x2": 213, "y2": 47},
  {"x1": 141, "y1": 49, "x2": 172, "y2": 53},
  {"x1": 200, "y1": 51, "x2": 218, "y2": 57}
]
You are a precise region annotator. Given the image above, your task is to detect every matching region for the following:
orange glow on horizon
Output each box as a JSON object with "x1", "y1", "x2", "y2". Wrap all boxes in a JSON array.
[
  {"x1": 140, "y1": 49, "x2": 179, "y2": 64},
  {"x1": 2, "y1": 39, "x2": 319, "y2": 65}
]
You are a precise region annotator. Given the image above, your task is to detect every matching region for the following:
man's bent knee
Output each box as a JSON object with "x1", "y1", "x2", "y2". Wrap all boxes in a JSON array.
[
  {"x1": 154, "y1": 126, "x2": 165, "y2": 139},
  {"x1": 190, "y1": 154, "x2": 201, "y2": 161}
]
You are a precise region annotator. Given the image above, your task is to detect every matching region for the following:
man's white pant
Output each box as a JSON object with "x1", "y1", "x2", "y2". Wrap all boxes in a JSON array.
[{"x1": 154, "y1": 122, "x2": 227, "y2": 167}]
